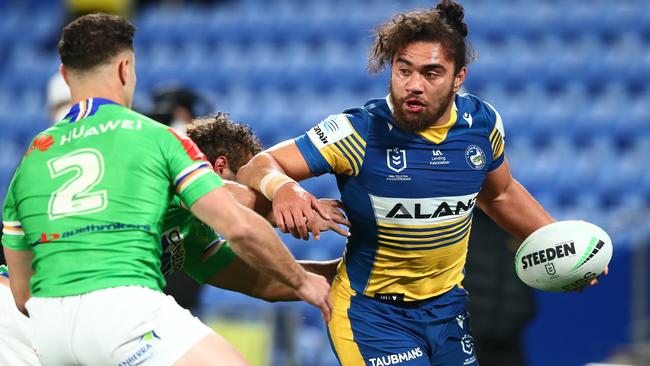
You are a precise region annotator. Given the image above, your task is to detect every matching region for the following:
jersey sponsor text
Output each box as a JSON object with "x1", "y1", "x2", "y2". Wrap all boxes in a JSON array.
[
  {"x1": 368, "y1": 347, "x2": 424, "y2": 366},
  {"x1": 370, "y1": 193, "x2": 478, "y2": 225},
  {"x1": 60, "y1": 120, "x2": 143, "y2": 145}
]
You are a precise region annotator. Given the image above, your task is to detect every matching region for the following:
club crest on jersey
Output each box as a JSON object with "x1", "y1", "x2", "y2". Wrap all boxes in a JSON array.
[
  {"x1": 386, "y1": 148, "x2": 407, "y2": 173},
  {"x1": 465, "y1": 145, "x2": 486, "y2": 170}
]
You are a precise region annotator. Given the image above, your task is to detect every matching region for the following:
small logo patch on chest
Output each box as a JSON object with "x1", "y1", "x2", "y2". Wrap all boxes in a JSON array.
[
  {"x1": 386, "y1": 148, "x2": 407, "y2": 172},
  {"x1": 465, "y1": 145, "x2": 486, "y2": 170}
]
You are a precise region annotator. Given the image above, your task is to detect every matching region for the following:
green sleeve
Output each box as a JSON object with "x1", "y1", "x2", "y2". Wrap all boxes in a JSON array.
[
  {"x1": 2, "y1": 176, "x2": 30, "y2": 251},
  {"x1": 163, "y1": 128, "x2": 224, "y2": 207},
  {"x1": 182, "y1": 219, "x2": 237, "y2": 284}
]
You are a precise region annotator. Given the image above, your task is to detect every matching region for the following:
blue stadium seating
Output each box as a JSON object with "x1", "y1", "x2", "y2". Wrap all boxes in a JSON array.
[{"x1": 1, "y1": 2, "x2": 649, "y2": 365}]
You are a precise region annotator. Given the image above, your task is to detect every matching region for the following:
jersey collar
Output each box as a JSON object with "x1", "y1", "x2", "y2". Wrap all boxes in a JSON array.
[
  {"x1": 385, "y1": 94, "x2": 458, "y2": 144},
  {"x1": 63, "y1": 98, "x2": 120, "y2": 123}
]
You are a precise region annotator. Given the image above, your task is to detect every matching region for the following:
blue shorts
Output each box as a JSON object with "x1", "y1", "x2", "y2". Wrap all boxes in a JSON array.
[{"x1": 327, "y1": 281, "x2": 478, "y2": 366}]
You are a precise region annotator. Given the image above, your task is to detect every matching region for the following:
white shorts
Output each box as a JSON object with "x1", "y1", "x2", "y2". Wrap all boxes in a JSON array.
[
  {"x1": 26, "y1": 286, "x2": 213, "y2": 366},
  {"x1": 0, "y1": 282, "x2": 40, "y2": 366}
]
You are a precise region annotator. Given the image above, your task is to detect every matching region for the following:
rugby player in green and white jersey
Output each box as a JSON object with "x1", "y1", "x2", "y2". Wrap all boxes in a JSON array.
[
  {"x1": 160, "y1": 113, "x2": 345, "y2": 299},
  {"x1": 0, "y1": 113, "x2": 344, "y2": 366},
  {"x1": 1, "y1": 14, "x2": 331, "y2": 366}
]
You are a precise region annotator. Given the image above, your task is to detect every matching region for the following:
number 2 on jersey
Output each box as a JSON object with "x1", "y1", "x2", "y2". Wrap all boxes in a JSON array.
[{"x1": 47, "y1": 148, "x2": 107, "y2": 219}]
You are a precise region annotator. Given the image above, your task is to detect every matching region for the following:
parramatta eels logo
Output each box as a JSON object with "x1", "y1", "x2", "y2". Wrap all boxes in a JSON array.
[
  {"x1": 387, "y1": 148, "x2": 407, "y2": 173},
  {"x1": 465, "y1": 145, "x2": 486, "y2": 170}
]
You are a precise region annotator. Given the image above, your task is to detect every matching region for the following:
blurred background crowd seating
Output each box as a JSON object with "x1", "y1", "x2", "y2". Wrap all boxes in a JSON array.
[{"x1": 0, "y1": 1, "x2": 648, "y2": 365}]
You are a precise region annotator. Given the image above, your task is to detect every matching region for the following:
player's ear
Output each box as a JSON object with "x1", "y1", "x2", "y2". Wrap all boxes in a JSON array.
[
  {"x1": 60, "y1": 64, "x2": 70, "y2": 86},
  {"x1": 118, "y1": 58, "x2": 129, "y2": 86},
  {"x1": 213, "y1": 156, "x2": 229, "y2": 175},
  {"x1": 453, "y1": 66, "x2": 467, "y2": 93}
]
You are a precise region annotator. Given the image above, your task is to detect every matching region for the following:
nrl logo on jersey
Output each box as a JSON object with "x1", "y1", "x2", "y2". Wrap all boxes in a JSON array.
[{"x1": 386, "y1": 148, "x2": 407, "y2": 172}]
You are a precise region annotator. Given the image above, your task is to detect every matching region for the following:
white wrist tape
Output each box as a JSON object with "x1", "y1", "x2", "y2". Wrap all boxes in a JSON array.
[{"x1": 259, "y1": 171, "x2": 296, "y2": 200}]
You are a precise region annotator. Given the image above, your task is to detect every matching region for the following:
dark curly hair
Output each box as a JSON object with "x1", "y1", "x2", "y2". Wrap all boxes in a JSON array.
[
  {"x1": 58, "y1": 13, "x2": 135, "y2": 71},
  {"x1": 369, "y1": 0, "x2": 476, "y2": 75},
  {"x1": 186, "y1": 112, "x2": 263, "y2": 173}
]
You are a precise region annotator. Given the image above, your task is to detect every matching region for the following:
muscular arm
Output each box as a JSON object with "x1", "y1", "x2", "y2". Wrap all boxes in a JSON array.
[
  {"x1": 237, "y1": 141, "x2": 331, "y2": 239},
  {"x1": 477, "y1": 160, "x2": 555, "y2": 242},
  {"x1": 223, "y1": 180, "x2": 273, "y2": 222},
  {"x1": 206, "y1": 258, "x2": 341, "y2": 302},
  {"x1": 2, "y1": 248, "x2": 34, "y2": 316},
  {"x1": 222, "y1": 180, "x2": 350, "y2": 236},
  {"x1": 189, "y1": 186, "x2": 331, "y2": 319},
  {"x1": 237, "y1": 140, "x2": 314, "y2": 186}
]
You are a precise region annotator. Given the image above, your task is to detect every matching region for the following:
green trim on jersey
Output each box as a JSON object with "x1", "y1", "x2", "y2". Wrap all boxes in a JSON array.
[
  {"x1": 161, "y1": 197, "x2": 236, "y2": 284},
  {"x1": 1, "y1": 99, "x2": 223, "y2": 297}
]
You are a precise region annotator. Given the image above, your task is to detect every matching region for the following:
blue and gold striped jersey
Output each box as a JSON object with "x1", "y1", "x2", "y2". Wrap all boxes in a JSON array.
[{"x1": 295, "y1": 93, "x2": 505, "y2": 301}]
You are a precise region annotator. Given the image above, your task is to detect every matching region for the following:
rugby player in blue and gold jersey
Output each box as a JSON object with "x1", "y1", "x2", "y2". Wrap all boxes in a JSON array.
[{"x1": 237, "y1": 1, "x2": 605, "y2": 365}]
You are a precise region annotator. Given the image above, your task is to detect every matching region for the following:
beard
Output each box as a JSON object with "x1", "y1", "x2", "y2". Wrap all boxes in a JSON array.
[{"x1": 389, "y1": 82, "x2": 456, "y2": 134}]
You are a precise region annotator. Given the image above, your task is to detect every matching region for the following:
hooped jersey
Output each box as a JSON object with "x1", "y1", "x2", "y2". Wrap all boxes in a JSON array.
[
  {"x1": 295, "y1": 94, "x2": 505, "y2": 301},
  {"x1": 1, "y1": 98, "x2": 223, "y2": 297},
  {"x1": 160, "y1": 197, "x2": 236, "y2": 284}
]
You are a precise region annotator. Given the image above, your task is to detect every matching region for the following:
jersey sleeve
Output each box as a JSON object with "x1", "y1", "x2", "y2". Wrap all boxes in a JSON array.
[
  {"x1": 484, "y1": 101, "x2": 506, "y2": 172},
  {"x1": 183, "y1": 235, "x2": 237, "y2": 285},
  {"x1": 163, "y1": 128, "x2": 224, "y2": 207},
  {"x1": 2, "y1": 177, "x2": 29, "y2": 251},
  {"x1": 294, "y1": 111, "x2": 369, "y2": 176}
]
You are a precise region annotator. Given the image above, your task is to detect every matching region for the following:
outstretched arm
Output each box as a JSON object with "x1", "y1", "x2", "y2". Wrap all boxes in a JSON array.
[
  {"x1": 222, "y1": 180, "x2": 349, "y2": 237},
  {"x1": 478, "y1": 160, "x2": 606, "y2": 287},
  {"x1": 237, "y1": 140, "x2": 331, "y2": 240},
  {"x1": 190, "y1": 186, "x2": 332, "y2": 321},
  {"x1": 207, "y1": 258, "x2": 341, "y2": 302}
]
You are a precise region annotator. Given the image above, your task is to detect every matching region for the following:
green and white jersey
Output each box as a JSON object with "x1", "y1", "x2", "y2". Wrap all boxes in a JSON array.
[
  {"x1": 1, "y1": 98, "x2": 223, "y2": 297},
  {"x1": 160, "y1": 197, "x2": 236, "y2": 284}
]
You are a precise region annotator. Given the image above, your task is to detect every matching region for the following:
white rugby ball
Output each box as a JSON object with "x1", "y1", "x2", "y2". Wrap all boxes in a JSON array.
[{"x1": 515, "y1": 220, "x2": 612, "y2": 292}]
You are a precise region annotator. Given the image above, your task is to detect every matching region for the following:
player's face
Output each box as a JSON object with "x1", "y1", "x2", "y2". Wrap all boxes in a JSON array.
[{"x1": 389, "y1": 41, "x2": 462, "y2": 133}]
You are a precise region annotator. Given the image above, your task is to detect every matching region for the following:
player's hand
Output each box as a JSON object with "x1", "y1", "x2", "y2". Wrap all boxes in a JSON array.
[
  {"x1": 588, "y1": 266, "x2": 609, "y2": 287},
  {"x1": 293, "y1": 272, "x2": 332, "y2": 322},
  {"x1": 273, "y1": 183, "x2": 331, "y2": 240},
  {"x1": 575, "y1": 266, "x2": 609, "y2": 292},
  {"x1": 307, "y1": 199, "x2": 351, "y2": 239}
]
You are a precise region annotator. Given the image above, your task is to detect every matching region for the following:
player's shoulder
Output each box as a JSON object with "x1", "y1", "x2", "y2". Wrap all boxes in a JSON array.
[
  {"x1": 119, "y1": 107, "x2": 167, "y2": 129},
  {"x1": 307, "y1": 99, "x2": 378, "y2": 146},
  {"x1": 455, "y1": 92, "x2": 504, "y2": 134}
]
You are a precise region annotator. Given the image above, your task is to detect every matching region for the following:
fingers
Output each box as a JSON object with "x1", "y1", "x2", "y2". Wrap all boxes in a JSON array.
[
  {"x1": 330, "y1": 213, "x2": 351, "y2": 228},
  {"x1": 321, "y1": 294, "x2": 332, "y2": 323},
  {"x1": 306, "y1": 199, "x2": 321, "y2": 240},
  {"x1": 274, "y1": 209, "x2": 287, "y2": 233},
  {"x1": 327, "y1": 222, "x2": 351, "y2": 237},
  {"x1": 290, "y1": 208, "x2": 309, "y2": 240},
  {"x1": 603, "y1": 266, "x2": 609, "y2": 276},
  {"x1": 311, "y1": 197, "x2": 331, "y2": 221},
  {"x1": 321, "y1": 199, "x2": 344, "y2": 210}
]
